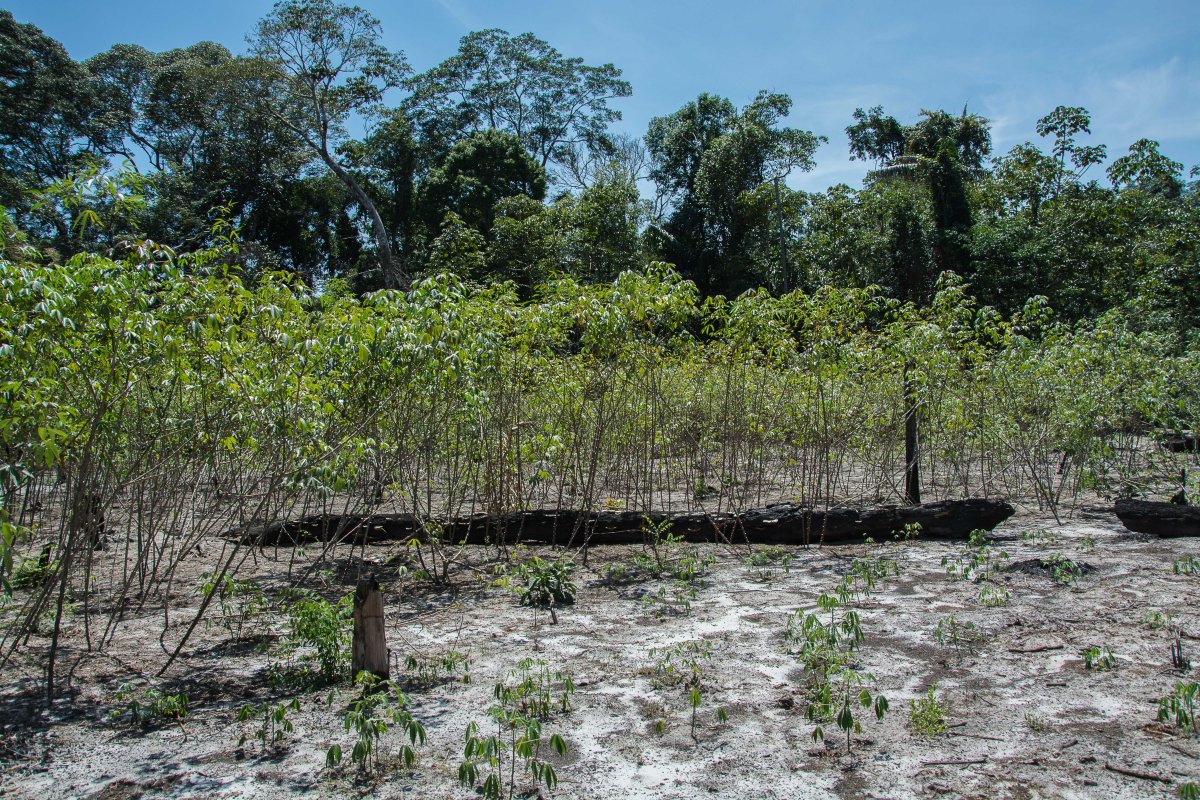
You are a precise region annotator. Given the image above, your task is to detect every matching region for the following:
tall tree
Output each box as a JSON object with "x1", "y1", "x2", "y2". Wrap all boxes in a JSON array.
[
  {"x1": 418, "y1": 129, "x2": 547, "y2": 241},
  {"x1": 848, "y1": 106, "x2": 991, "y2": 283},
  {"x1": 405, "y1": 29, "x2": 631, "y2": 180},
  {"x1": 0, "y1": 12, "x2": 103, "y2": 229},
  {"x1": 250, "y1": 0, "x2": 411, "y2": 288},
  {"x1": 846, "y1": 106, "x2": 991, "y2": 506},
  {"x1": 1107, "y1": 138, "x2": 1185, "y2": 198},
  {"x1": 646, "y1": 91, "x2": 823, "y2": 295},
  {"x1": 86, "y1": 41, "x2": 234, "y2": 171},
  {"x1": 1035, "y1": 105, "x2": 1107, "y2": 188}
]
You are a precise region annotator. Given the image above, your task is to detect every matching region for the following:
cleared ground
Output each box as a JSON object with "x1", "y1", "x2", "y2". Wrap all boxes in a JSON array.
[{"x1": 2, "y1": 505, "x2": 1198, "y2": 799}]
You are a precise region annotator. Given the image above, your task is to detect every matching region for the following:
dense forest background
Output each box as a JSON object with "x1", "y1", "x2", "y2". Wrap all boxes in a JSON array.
[{"x1": 2, "y1": 2, "x2": 1197, "y2": 343}]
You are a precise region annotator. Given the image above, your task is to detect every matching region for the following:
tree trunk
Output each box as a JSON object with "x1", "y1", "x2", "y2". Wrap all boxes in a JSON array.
[
  {"x1": 903, "y1": 364, "x2": 921, "y2": 505},
  {"x1": 352, "y1": 576, "x2": 389, "y2": 680},
  {"x1": 321, "y1": 153, "x2": 408, "y2": 291}
]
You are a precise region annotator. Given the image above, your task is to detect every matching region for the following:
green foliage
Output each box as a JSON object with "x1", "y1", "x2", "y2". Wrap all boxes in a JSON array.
[
  {"x1": 427, "y1": 212, "x2": 487, "y2": 279},
  {"x1": 401, "y1": 651, "x2": 471, "y2": 689},
  {"x1": 111, "y1": 684, "x2": 189, "y2": 732},
  {"x1": 419, "y1": 130, "x2": 547, "y2": 241},
  {"x1": 250, "y1": 0, "x2": 410, "y2": 286},
  {"x1": 199, "y1": 573, "x2": 266, "y2": 640},
  {"x1": 0, "y1": 513, "x2": 31, "y2": 596},
  {"x1": 284, "y1": 594, "x2": 352, "y2": 684},
  {"x1": 458, "y1": 658, "x2": 572, "y2": 799},
  {"x1": 1, "y1": 174, "x2": 1198, "y2": 680},
  {"x1": 908, "y1": 685, "x2": 948, "y2": 736},
  {"x1": 1021, "y1": 529, "x2": 1060, "y2": 549},
  {"x1": 895, "y1": 522, "x2": 922, "y2": 544},
  {"x1": 650, "y1": 640, "x2": 725, "y2": 741},
  {"x1": 458, "y1": 718, "x2": 566, "y2": 800},
  {"x1": 786, "y1": 576, "x2": 893, "y2": 750},
  {"x1": 1145, "y1": 610, "x2": 1174, "y2": 630},
  {"x1": 743, "y1": 546, "x2": 794, "y2": 581},
  {"x1": 1172, "y1": 556, "x2": 1200, "y2": 576},
  {"x1": 513, "y1": 556, "x2": 577, "y2": 614},
  {"x1": 934, "y1": 615, "x2": 980, "y2": 659},
  {"x1": 978, "y1": 585, "x2": 1011, "y2": 607},
  {"x1": 646, "y1": 91, "x2": 825, "y2": 295},
  {"x1": 606, "y1": 516, "x2": 717, "y2": 609},
  {"x1": 499, "y1": 658, "x2": 576, "y2": 720},
  {"x1": 1081, "y1": 645, "x2": 1116, "y2": 671},
  {"x1": 942, "y1": 529, "x2": 1008, "y2": 583},
  {"x1": 1157, "y1": 682, "x2": 1199, "y2": 738},
  {"x1": 7, "y1": 546, "x2": 55, "y2": 592},
  {"x1": 237, "y1": 698, "x2": 301, "y2": 752},
  {"x1": 641, "y1": 581, "x2": 697, "y2": 618},
  {"x1": 1045, "y1": 553, "x2": 1081, "y2": 586},
  {"x1": 809, "y1": 667, "x2": 889, "y2": 753},
  {"x1": 326, "y1": 672, "x2": 426, "y2": 774},
  {"x1": 406, "y1": 28, "x2": 630, "y2": 172}
]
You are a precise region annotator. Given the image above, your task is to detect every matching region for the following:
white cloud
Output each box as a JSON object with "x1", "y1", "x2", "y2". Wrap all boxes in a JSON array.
[{"x1": 433, "y1": 0, "x2": 479, "y2": 31}]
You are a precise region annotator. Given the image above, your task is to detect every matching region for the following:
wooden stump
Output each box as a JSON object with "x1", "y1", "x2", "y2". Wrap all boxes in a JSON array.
[{"x1": 352, "y1": 576, "x2": 389, "y2": 680}]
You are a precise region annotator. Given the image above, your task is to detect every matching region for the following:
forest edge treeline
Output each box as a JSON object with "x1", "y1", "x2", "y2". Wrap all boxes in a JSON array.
[{"x1": 1, "y1": 2, "x2": 1198, "y2": 341}]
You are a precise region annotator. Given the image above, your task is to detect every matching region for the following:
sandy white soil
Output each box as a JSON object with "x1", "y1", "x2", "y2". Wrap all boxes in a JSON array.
[{"x1": 2, "y1": 505, "x2": 1198, "y2": 800}]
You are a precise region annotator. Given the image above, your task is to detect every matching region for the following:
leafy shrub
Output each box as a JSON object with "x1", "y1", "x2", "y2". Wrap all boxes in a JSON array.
[
  {"x1": 1081, "y1": 645, "x2": 1116, "y2": 671},
  {"x1": 284, "y1": 594, "x2": 352, "y2": 684},
  {"x1": 110, "y1": 684, "x2": 189, "y2": 733},
  {"x1": 1044, "y1": 553, "x2": 1081, "y2": 586},
  {"x1": 908, "y1": 685, "x2": 947, "y2": 736},
  {"x1": 458, "y1": 659, "x2": 572, "y2": 799},
  {"x1": 402, "y1": 651, "x2": 471, "y2": 688},
  {"x1": 934, "y1": 614, "x2": 980, "y2": 659},
  {"x1": 1173, "y1": 556, "x2": 1200, "y2": 576},
  {"x1": 650, "y1": 639, "x2": 726, "y2": 741},
  {"x1": 514, "y1": 556, "x2": 576, "y2": 621},
  {"x1": 1158, "y1": 682, "x2": 1198, "y2": 737},
  {"x1": 501, "y1": 658, "x2": 575, "y2": 719},
  {"x1": 200, "y1": 573, "x2": 267, "y2": 640}
]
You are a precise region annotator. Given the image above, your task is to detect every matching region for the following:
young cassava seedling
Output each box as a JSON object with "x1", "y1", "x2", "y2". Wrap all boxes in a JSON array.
[
  {"x1": 650, "y1": 639, "x2": 727, "y2": 741},
  {"x1": 1081, "y1": 645, "x2": 1116, "y2": 671},
  {"x1": 237, "y1": 698, "x2": 301, "y2": 753},
  {"x1": 934, "y1": 615, "x2": 980, "y2": 660},
  {"x1": 458, "y1": 659, "x2": 573, "y2": 799},
  {"x1": 325, "y1": 672, "x2": 425, "y2": 775},
  {"x1": 809, "y1": 666, "x2": 889, "y2": 753}
]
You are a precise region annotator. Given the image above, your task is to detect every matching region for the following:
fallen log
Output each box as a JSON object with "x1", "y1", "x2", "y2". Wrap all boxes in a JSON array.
[
  {"x1": 1114, "y1": 499, "x2": 1200, "y2": 538},
  {"x1": 228, "y1": 498, "x2": 1014, "y2": 547},
  {"x1": 1159, "y1": 431, "x2": 1198, "y2": 453}
]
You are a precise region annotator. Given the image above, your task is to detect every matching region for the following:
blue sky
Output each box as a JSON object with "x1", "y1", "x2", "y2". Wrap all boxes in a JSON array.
[{"x1": 8, "y1": 0, "x2": 1199, "y2": 191}]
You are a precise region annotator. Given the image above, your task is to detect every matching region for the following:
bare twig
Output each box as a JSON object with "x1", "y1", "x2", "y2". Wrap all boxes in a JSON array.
[{"x1": 1103, "y1": 762, "x2": 1172, "y2": 783}]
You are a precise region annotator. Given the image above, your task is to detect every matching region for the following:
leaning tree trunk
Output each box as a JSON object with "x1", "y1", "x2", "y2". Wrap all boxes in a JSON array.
[{"x1": 322, "y1": 153, "x2": 408, "y2": 291}]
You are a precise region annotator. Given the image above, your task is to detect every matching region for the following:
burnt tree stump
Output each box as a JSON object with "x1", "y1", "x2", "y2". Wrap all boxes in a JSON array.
[{"x1": 352, "y1": 576, "x2": 389, "y2": 680}]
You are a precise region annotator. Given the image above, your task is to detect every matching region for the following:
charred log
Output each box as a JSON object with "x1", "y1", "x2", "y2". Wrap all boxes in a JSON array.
[
  {"x1": 228, "y1": 498, "x2": 1015, "y2": 547},
  {"x1": 1114, "y1": 499, "x2": 1200, "y2": 538}
]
